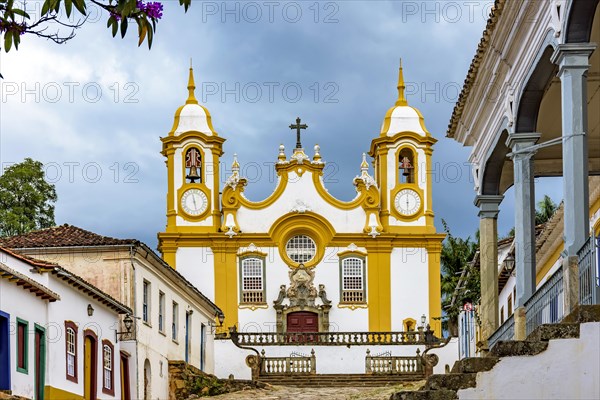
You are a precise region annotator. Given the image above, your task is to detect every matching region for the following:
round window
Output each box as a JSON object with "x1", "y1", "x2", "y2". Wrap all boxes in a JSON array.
[{"x1": 285, "y1": 235, "x2": 316, "y2": 263}]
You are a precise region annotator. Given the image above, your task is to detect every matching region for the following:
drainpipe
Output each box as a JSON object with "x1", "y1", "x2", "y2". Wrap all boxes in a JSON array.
[{"x1": 129, "y1": 245, "x2": 140, "y2": 400}]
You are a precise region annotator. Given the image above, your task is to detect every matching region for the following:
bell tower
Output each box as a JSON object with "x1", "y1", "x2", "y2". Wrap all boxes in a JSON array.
[
  {"x1": 369, "y1": 60, "x2": 437, "y2": 233},
  {"x1": 159, "y1": 66, "x2": 225, "y2": 267}
]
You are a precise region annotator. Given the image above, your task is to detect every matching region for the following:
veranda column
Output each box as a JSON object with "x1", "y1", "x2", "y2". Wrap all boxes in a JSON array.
[
  {"x1": 507, "y1": 133, "x2": 540, "y2": 340},
  {"x1": 474, "y1": 195, "x2": 503, "y2": 350},
  {"x1": 551, "y1": 43, "x2": 597, "y2": 310}
]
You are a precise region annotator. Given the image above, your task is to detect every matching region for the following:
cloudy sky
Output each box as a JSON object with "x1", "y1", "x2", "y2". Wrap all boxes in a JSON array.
[{"x1": 0, "y1": 1, "x2": 562, "y2": 248}]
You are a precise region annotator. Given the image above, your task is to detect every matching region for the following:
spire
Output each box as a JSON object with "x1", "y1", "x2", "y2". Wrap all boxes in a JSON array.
[
  {"x1": 395, "y1": 58, "x2": 408, "y2": 106},
  {"x1": 186, "y1": 61, "x2": 198, "y2": 105}
]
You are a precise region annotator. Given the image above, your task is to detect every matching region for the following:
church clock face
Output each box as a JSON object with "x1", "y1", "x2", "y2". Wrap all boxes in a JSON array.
[
  {"x1": 180, "y1": 188, "x2": 208, "y2": 216},
  {"x1": 394, "y1": 189, "x2": 421, "y2": 216}
]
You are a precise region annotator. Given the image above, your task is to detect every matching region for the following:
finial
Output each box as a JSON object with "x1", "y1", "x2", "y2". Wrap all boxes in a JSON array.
[
  {"x1": 395, "y1": 58, "x2": 408, "y2": 106},
  {"x1": 278, "y1": 144, "x2": 286, "y2": 162},
  {"x1": 313, "y1": 144, "x2": 321, "y2": 162},
  {"x1": 360, "y1": 152, "x2": 369, "y2": 170},
  {"x1": 186, "y1": 63, "x2": 198, "y2": 105},
  {"x1": 231, "y1": 153, "x2": 240, "y2": 172}
]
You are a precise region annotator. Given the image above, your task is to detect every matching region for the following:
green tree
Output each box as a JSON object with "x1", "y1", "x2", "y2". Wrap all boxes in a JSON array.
[
  {"x1": 1, "y1": 0, "x2": 191, "y2": 53},
  {"x1": 535, "y1": 194, "x2": 558, "y2": 225},
  {"x1": 0, "y1": 158, "x2": 57, "y2": 236},
  {"x1": 440, "y1": 220, "x2": 479, "y2": 336}
]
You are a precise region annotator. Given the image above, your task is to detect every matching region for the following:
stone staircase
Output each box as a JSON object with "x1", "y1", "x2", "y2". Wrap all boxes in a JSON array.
[
  {"x1": 390, "y1": 305, "x2": 600, "y2": 400},
  {"x1": 258, "y1": 373, "x2": 425, "y2": 387}
]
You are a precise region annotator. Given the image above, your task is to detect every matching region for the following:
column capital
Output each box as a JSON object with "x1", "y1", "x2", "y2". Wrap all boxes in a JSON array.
[
  {"x1": 474, "y1": 195, "x2": 504, "y2": 219},
  {"x1": 551, "y1": 43, "x2": 597, "y2": 71},
  {"x1": 506, "y1": 132, "x2": 541, "y2": 155}
]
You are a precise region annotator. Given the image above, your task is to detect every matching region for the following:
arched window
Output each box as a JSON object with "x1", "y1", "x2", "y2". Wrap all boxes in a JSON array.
[
  {"x1": 399, "y1": 148, "x2": 415, "y2": 184},
  {"x1": 240, "y1": 257, "x2": 266, "y2": 304},
  {"x1": 102, "y1": 340, "x2": 114, "y2": 395},
  {"x1": 185, "y1": 147, "x2": 202, "y2": 183},
  {"x1": 340, "y1": 257, "x2": 366, "y2": 303}
]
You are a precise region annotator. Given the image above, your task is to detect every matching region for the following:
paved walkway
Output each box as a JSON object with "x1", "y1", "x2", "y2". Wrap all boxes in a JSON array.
[{"x1": 209, "y1": 381, "x2": 425, "y2": 400}]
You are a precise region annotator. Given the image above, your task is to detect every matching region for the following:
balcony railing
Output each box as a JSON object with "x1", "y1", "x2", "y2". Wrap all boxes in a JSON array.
[
  {"x1": 488, "y1": 314, "x2": 515, "y2": 349},
  {"x1": 365, "y1": 349, "x2": 423, "y2": 375},
  {"x1": 578, "y1": 235, "x2": 599, "y2": 306},
  {"x1": 231, "y1": 330, "x2": 425, "y2": 346},
  {"x1": 525, "y1": 265, "x2": 564, "y2": 336},
  {"x1": 260, "y1": 349, "x2": 316, "y2": 375}
]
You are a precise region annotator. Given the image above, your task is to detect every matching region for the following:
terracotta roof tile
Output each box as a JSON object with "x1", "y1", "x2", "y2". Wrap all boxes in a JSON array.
[{"x1": 0, "y1": 224, "x2": 137, "y2": 248}]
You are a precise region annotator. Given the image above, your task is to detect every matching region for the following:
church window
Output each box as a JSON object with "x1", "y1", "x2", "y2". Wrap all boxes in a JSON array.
[
  {"x1": 399, "y1": 148, "x2": 415, "y2": 184},
  {"x1": 286, "y1": 235, "x2": 316, "y2": 264},
  {"x1": 340, "y1": 257, "x2": 366, "y2": 303},
  {"x1": 240, "y1": 257, "x2": 266, "y2": 304},
  {"x1": 185, "y1": 147, "x2": 202, "y2": 183}
]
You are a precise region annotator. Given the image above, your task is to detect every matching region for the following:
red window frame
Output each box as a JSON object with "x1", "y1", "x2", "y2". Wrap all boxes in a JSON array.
[
  {"x1": 65, "y1": 321, "x2": 78, "y2": 383},
  {"x1": 101, "y1": 339, "x2": 115, "y2": 396}
]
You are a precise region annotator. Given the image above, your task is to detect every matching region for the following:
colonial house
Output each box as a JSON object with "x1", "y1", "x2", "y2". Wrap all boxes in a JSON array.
[
  {"x1": 447, "y1": 0, "x2": 599, "y2": 348},
  {"x1": 0, "y1": 246, "x2": 131, "y2": 399},
  {"x1": 0, "y1": 225, "x2": 223, "y2": 400}
]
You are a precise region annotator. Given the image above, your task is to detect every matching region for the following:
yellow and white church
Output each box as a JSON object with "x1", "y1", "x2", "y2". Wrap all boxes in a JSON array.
[{"x1": 157, "y1": 63, "x2": 445, "y2": 368}]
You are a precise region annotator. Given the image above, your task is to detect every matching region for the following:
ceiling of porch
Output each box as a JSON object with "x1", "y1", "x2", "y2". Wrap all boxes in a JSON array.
[{"x1": 497, "y1": 5, "x2": 600, "y2": 194}]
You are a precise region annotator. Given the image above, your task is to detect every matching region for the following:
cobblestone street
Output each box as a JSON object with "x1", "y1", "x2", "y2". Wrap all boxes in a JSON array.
[{"x1": 209, "y1": 381, "x2": 425, "y2": 400}]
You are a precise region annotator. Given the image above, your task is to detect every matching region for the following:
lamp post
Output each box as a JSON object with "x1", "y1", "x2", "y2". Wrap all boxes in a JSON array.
[{"x1": 87, "y1": 304, "x2": 94, "y2": 316}]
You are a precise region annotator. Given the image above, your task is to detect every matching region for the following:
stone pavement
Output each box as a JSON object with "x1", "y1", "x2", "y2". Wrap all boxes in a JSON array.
[{"x1": 208, "y1": 381, "x2": 426, "y2": 400}]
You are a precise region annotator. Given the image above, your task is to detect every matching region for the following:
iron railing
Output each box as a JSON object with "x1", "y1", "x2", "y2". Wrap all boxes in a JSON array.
[
  {"x1": 525, "y1": 266, "x2": 564, "y2": 335},
  {"x1": 488, "y1": 314, "x2": 515, "y2": 349},
  {"x1": 578, "y1": 235, "x2": 599, "y2": 305}
]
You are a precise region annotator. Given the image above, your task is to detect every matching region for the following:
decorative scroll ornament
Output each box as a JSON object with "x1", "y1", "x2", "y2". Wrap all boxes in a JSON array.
[
  {"x1": 354, "y1": 153, "x2": 377, "y2": 190},
  {"x1": 291, "y1": 199, "x2": 312, "y2": 214},
  {"x1": 290, "y1": 148, "x2": 310, "y2": 164},
  {"x1": 287, "y1": 264, "x2": 318, "y2": 307},
  {"x1": 550, "y1": 0, "x2": 565, "y2": 38}
]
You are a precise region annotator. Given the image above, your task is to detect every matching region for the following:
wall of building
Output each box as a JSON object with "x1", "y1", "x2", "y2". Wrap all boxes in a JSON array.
[
  {"x1": 390, "y1": 248, "x2": 430, "y2": 331},
  {"x1": 458, "y1": 322, "x2": 600, "y2": 399},
  {"x1": 45, "y1": 278, "x2": 124, "y2": 399},
  {"x1": 134, "y1": 258, "x2": 216, "y2": 400}
]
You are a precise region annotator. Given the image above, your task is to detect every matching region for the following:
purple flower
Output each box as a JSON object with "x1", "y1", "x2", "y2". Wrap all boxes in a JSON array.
[{"x1": 144, "y1": 2, "x2": 164, "y2": 20}]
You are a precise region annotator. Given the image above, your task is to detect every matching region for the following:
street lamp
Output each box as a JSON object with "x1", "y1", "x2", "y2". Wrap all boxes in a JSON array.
[
  {"x1": 116, "y1": 314, "x2": 134, "y2": 343},
  {"x1": 217, "y1": 312, "x2": 225, "y2": 327},
  {"x1": 421, "y1": 314, "x2": 427, "y2": 327},
  {"x1": 87, "y1": 304, "x2": 94, "y2": 317},
  {"x1": 504, "y1": 254, "x2": 516, "y2": 275}
]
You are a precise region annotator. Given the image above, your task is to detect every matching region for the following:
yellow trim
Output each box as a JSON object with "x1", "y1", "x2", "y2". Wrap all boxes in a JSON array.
[
  {"x1": 337, "y1": 249, "x2": 368, "y2": 258},
  {"x1": 177, "y1": 183, "x2": 212, "y2": 221},
  {"x1": 594, "y1": 218, "x2": 600, "y2": 236},
  {"x1": 237, "y1": 247, "x2": 268, "y2": 258},
  {"x1": 269, "y1": 212, "x2": 336, "y2": 268},
  {"x1": 425, "y1": 146, "x2": 434, "y2": 226},
  {"x1": 238, "y1": 303, "x2": 269, "y2": 311},
  {"x1": 536, "y1": 243, "x2": 564, "y2": 285},
  {"x1": 186, "y1": 66, "x2": 198, "y2": 105},
  {"x1": 44, "y1": 386, "x2": 83, "y2": 400},
  {"x1": 165, "y1": 147, "x2": 176, "y2": 231},
  {"x1": 367, "y1": 250, "x2": 391, "y2": 331},
  {"x1": 213, "y1": 249, "x2": 238, "y2": 333},
  {"x1": 338, "y1": 303, "x2": 368, "y2": 310},
  {"x1": 427, "y1": 247, "x2": 442, "y2": 337},
  {"x1": 403, "y1": 317, "x2": 417, "y2": 331},
  {"x1": 395, "y1": 59, "x2": 408, "y2": 107}
]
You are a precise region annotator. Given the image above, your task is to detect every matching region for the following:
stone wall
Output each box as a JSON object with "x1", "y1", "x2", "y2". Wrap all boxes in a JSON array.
[{"x1": 168, "y1": 361, "x2": 265, "y2": 399}]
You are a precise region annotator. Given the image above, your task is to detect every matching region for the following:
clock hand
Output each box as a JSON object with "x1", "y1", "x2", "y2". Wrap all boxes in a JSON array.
[{"x1": 192, "y1": 195, "x2": 198, "y2": 210}]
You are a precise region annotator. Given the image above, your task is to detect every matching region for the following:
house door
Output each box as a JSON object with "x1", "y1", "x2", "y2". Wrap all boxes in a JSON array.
[
  {"x1": 286, "y1": 311, "x2": 318, "y2": 343},
  {"x1": 84, "y1": 334, "x2": 97, "y2": 400},
  {"x1": 34, "y1": 325, "x2": 46, "y2": 400},
  {"x1": 0, "y1": 311, "x2": 10, "y2": 390},
  {"x1": 143, "y1": 359, "x2": 151, "y2": 400},
  {"x1": 120, "y1": 352, "x2": 131, "y2": 400}
]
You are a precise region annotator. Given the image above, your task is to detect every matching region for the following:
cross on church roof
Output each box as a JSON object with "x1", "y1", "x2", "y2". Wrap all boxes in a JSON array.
[{"x1": 289, "y1": 117, "x2": 308, "y2": 149}]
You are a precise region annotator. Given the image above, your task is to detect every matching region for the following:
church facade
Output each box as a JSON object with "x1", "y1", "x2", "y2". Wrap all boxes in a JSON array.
[{"x1": 157, "y1": 63, "x2": 445, "y2": 345}]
